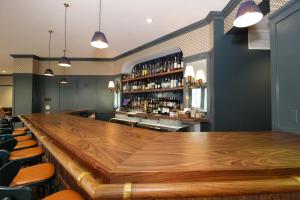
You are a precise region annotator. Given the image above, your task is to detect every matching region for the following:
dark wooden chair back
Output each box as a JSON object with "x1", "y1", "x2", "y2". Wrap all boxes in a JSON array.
[
  {"x1": 0, "y1": 139, "x2": 17, "y2": 152},
  {"x1": 0, "y1": 186, "x2": 32, "y2": 200},
  {"x1": 10, "y1": 117, "x2": 21, "y2": 130},
  {"x1": 0, "y1": 150, "x2": 9, "y2": 167},
  {"x1": 0, "y1": 160, "x2": 22, "y2": 186}
]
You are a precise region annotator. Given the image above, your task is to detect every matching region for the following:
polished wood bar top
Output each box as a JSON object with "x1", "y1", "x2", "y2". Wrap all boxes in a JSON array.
[{"x1": 21, "y1": 112, "x2": 300, "y2": 184}]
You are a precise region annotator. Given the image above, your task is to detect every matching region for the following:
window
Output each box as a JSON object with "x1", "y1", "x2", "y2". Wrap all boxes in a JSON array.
[
  {"x1": 114, "y1": 92, "x2": 120, "y2": 109},
  {"x1": 191, "y1": 88, "x2": 207, "y2": 112}
]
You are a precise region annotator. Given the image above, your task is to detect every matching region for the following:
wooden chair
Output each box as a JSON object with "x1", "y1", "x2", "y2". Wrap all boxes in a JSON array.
[
  {"x1": 10, "y1": 117, "x2": 29, "y2": 133},
  {"x1": 0, "y1": 134, "x2": 38, "y2": 151},
  {"x1": 0, "y1": 186, "x2": 32, "y2": 200},
  {"x1": 0, "y1": 158, "x2": 84, "y2": 200},
  {"x1": 0, "y1": 187, "x2": 84, "y2": 200},
  {"x1": 0, "y1": 139, "x2": 43, "y2": 166},
  {"x1": 0, "y1": 150, "x2": 9, "y2": 167},
  {"x1": 0, "y1": 158, "x2": 56, "y2": 197}
]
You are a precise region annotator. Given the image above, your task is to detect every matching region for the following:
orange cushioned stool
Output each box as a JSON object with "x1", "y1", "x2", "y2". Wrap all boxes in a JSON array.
[
  {"x1": 9, "y1": 146, "x2": 43, "y2": 160},
  {"x1": 13, "y1": 140, "x2": 37, "y2": 151},
  {"x1": 13, "y1": 127, "x2": 29, "y2": 132},
  {"x1": 12, "y1": 130, "x2": 27, "y2": 137},
  {"x1": 15, "y1": 135, "x2": 32, "y2": 142},
  {"x1": 43, "y1": 190, "x2": 84, "y2": 200},
  {"x1": 10, "y1": 163, "x2": 55, "y2": 187},
  {"x1": 0, "y1": 157, "x2": 56, "y2": 198}
]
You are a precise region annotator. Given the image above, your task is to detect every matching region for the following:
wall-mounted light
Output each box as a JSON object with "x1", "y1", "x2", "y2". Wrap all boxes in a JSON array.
[
  {"x1": 108, "y1": 81, "x2": 115, "y2": 92},
  {"x1": 184, "y1": 65, "x2": 195, "y2": 84},
  {"x1": 233, "y1": 0, "x2": 263, "y2": 28},
  {"x1": 108, "y1": 80, "x2": 120, "y2": 93},
  {"x1": 195, "y1": 70, "x2": 206, "y2": 86}
]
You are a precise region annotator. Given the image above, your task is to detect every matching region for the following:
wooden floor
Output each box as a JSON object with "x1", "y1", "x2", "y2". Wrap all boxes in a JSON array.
[{"x1": 22, "y1": 113, "x2": 300, "y2": 184}]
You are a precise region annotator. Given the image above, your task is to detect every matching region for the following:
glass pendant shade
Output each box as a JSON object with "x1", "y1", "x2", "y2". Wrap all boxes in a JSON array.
[
  {"x1": 91, "y1": 31, "x2": 109, "y2": 49},
  {"x1": 60, "y1": 78, "x2": 68, "y2": 84},
  {"x1": 58, "y1": 56, "x2": 71, "y2": 67},
  {"x1": 44, "y1": 68, "x2": 54, "y2": 77},
  {"x1": 233, "y1": 0, "x2": 263, "y2": 28}
]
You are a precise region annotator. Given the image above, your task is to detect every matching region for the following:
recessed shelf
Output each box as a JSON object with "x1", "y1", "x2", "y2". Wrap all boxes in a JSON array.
[
  {"x1": 122, "y1": 87, "x2": 184, "y2": 94},
  {"x1": 121, "y1": 69, "x2": 184, "y2": 83}
]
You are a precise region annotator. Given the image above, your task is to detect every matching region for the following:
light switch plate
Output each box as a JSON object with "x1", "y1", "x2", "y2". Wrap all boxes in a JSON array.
[
  {"x1": 289, "y1": 109, "x2": 298, "y2": 123},
  {"x1": 45, "y1": 105, "x2": 50, "y2": 110}
]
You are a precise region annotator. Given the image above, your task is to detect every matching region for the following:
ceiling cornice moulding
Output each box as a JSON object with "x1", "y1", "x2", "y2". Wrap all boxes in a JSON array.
[{"x1": 10, "y1": 8, "x2": 230, "y2": 62}]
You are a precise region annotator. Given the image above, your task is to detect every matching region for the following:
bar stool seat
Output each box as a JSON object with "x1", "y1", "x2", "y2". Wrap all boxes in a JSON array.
[
  {"x1": 14, "y1": 127, "x2": 29, "y2": 132},
  {"x1": 10, "y1": 163, "x2": 55, "y2": 187},
  {"x1": 14, "y1": 140, "x2": 37, "y2": 151},
  {"x1": 43, "y1": 190, "x2": 84, "y2": 200},
  {"x1": 9, "y1": 147, "x2": 43, "y2": 161},
  {"x1": 12, "y1": 131, "x2": 27, "y2": 137},
  {"x1": 15, "y1": 135, "x2": 32, "y2": 142}
]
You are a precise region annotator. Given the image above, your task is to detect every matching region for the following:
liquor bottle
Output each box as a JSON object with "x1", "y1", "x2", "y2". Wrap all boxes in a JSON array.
[{"x1": 174, "y1": 56, "x2": 178, "y2": 70}]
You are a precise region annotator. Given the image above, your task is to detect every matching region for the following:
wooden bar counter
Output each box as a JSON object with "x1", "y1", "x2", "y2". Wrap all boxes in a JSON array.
[{"x1": 20, "y1": 112, "x2": 300, "y2": 200}]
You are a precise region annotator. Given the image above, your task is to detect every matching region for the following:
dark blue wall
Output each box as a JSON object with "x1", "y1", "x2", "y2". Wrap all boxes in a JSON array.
[
  {"x1": 13, "y1": 74, "x2": 117, "y2": 115},
  {"x1": 13, "y1": 74, "x2": 34, "y2": 116},
  {"x1": 39, "y1": 75, "x2": 117, "y2": 114},
  {"x1": 211, "y1": 18, "x2": 271, "y2": 131},
  {"x1": 270, "y1": 0, "x2": 300, "y2": 133}
]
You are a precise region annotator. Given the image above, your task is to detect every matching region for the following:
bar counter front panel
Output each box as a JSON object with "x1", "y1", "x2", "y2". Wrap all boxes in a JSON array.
[{"x1": 20, "y1": 112, "x2": 300, "y2": 199}]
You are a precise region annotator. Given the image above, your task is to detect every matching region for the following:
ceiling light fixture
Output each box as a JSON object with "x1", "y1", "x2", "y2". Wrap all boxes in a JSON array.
[
  {"x1": 233, "y1": 0, "x2": 263, "y2": 28},
  {"x1": 44, "y1": 30, "x2": 55, "y2": 77},
  {"x1": 146, "y1": 18, "x2": 153, "y2": 24},
  {"x1": 1, "y1": 70, "x2": 6, "y2": 73},
  {"x1": 91, "y1": 0, "x2": 109, "y2": 49},
  {"x1": 58, "y1": 2, "x2": 71, "y2": 67},
  {"x1": 60, "y1": 77, "x2": 68, "y2": 84}
]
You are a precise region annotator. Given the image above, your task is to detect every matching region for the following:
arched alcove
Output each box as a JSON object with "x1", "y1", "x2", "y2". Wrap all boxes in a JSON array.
[{"x1": 121, "y1": 47, "x2": 182, "y2": 74}]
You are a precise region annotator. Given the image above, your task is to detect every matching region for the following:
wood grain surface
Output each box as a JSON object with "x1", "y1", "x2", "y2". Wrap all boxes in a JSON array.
[{"x1": 21, "y1": 113, "x2": 300, "y2": 184}]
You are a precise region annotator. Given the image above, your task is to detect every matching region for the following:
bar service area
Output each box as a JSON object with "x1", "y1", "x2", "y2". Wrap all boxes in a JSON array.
[{"x1": 1, "y1": 0, "x2": 300, "y2": 200}]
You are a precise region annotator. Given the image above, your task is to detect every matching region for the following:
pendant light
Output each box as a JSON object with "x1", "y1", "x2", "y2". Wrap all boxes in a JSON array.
[
  {"x1": 91, "y1": 0, "x2": 109, "y2": 49},
  {"x1": 58, "y1": 2, "x2": 71, "y2": 67},
  {"x1": 60, "y1": 77, "x2": 68, "y2": 84},
  {"x1": 233, "y1": 0, "x2": 263, "y2": 28},
  {"x1": 60, "y1": 67, "x2": 68, "y2": 84},
  {"x1": 44, "y1": 30, "x2": 55, "y2": 77}
]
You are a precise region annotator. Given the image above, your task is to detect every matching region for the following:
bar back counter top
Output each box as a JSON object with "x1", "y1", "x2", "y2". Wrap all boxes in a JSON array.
[{"x1": 20, "y1": 112, "x2": 300, "y2": 199}]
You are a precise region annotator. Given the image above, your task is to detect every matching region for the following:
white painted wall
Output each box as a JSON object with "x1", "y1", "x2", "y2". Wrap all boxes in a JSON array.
[
  {"x1": 0, "y1": 86, "x2": 13, "y2": 107},
  {"x1": 0, "y1": 76, "x2": 13, "y2": 107}
]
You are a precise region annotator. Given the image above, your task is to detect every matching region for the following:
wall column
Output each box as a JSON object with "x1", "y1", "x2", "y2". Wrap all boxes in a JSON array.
[{"x1": 11, "y1": 55, "x2": 40, "y2": 116}]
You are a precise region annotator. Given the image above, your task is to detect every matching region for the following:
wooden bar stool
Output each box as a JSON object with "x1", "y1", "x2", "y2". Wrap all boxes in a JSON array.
[
  {"x1": 15, "y1": 135, "x2": 33, "y2": 142},
  {"x1": 0, "y1": 187, "x2": 84, "y2": 200},
  {"x1": 14, "y1": 140, "x2": 38, "y2": 151},
  {"x1": 12, "y1": 130, "x2": 27, "y2": 137},
  {"x1": 0, "y1": 151, "x2": 56, "y2": 198},
  {"x1": 0, "y1": 134, "x2": 38, "y2": 151},
  {"x1": 10, "y1": 117, "x2": 29, "y2": 132},
  {"x1": 43, "y1": 190, "x2": 84, "y2": 200},
  {"x1": 0, "y1": 139, "x2": 44, "y2": 165},
  {"x1": 0, "y1": 135, "x2": 38, "y2": 151}
]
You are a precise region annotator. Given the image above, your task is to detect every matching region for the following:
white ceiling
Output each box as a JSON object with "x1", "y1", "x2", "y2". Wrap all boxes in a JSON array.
[{"x1": 0, "y1": 0, "x2": 230, "y2": 73}]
